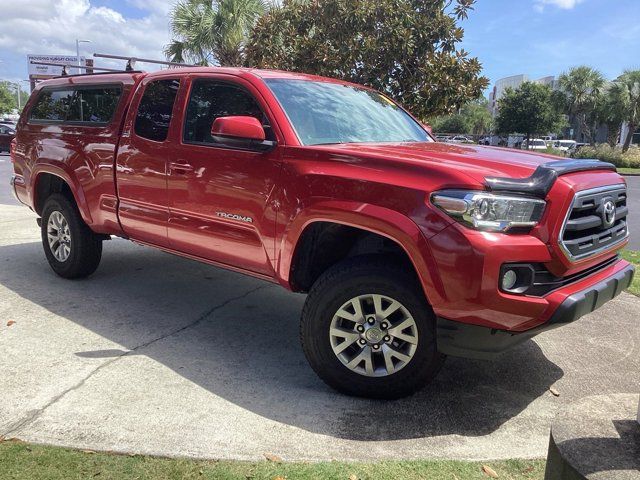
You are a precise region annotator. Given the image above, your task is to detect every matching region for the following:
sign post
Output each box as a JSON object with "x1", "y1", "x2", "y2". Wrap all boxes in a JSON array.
[{"x1": 27, "y1": 54, "x2": 87, "y2": 91}]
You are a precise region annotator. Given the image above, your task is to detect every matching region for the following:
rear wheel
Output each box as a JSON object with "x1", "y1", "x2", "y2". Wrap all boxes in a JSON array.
[
  {"x1": 41, "y1": 194, "x2": 102, "y2": 279},
  {"x1": 300, "y1": 256, "x2": 445, "y2": 399}
]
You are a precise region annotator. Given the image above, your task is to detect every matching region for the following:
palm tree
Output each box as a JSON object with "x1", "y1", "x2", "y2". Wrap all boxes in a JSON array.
[
  {"x1": 165, "y1": 0, "x2": 268, "y2": 67},
  {"x1": 558, "y1": 66, "x2": 606, "y2": 145},
  {"x1": 616, "y1": 70, "x2": 640, "y2": 152},
  {"x1": 595, "y1": 81, "x2": 629, "y2": 147}
]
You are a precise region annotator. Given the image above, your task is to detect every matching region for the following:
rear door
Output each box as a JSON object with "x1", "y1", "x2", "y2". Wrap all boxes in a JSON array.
[
  {"x1": 115, "y1": 77, "x2": 181, "y2": 246},
  {"x1": 167, "y1": 74, "x2": 283, "y2": 276}
]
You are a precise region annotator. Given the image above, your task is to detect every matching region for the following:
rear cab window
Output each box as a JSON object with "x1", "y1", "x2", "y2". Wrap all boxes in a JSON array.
[{"x1": 29, "y1": 85, "x2": 122, "y2": 125}]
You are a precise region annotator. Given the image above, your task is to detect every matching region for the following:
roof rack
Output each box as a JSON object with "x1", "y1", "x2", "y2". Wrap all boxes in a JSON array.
[
  {"x1": 93, "y1": 53, "x2": 195, "y2": 71},
  {"x1": 30, "y1": 61, "x2": 127, "y2": 77}
]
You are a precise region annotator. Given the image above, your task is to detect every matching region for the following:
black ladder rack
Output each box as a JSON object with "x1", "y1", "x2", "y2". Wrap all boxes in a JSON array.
[{"x1": 93, "y1": 53, "x2": 195, "y2": 71}]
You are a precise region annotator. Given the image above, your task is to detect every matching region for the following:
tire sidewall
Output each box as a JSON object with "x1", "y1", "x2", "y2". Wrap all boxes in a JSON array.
[
  {"x1": 41, "y1": 195, "x2": 92, "y2": 277},
  {"x1": 302, "y1": 259, "x2": 443, "y2": 398}
]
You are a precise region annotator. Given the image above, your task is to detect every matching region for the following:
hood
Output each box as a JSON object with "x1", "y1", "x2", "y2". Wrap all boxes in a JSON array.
[{"x1": 308, "y1": 142, "x2": 561, "y2": 185}]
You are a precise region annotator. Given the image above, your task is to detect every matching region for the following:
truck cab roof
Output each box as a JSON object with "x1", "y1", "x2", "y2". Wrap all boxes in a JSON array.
[{"x1": 33, "y1": 66, "x2": 370, "y2": 93}]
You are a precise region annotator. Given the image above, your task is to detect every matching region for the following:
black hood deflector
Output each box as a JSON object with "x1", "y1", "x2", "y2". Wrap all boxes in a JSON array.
[{"x1": 485, "y1": 159, "x2": 616, "y2": 198}]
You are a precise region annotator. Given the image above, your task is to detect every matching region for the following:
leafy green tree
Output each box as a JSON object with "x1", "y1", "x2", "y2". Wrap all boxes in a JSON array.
[
  {"x1": 615, "y1": 70, "x2": 640, "y2": 152},
  {"x1": 0, "y1": 82, "x2": 28, "y2": 114},
  {"x1": 460, "y1": 98, "x2": 493, "y2": 135},
  {"x1": 165, "y1": 0, "x2": 268, "y2": 66},
  {"x1": 557, "y1": 66, "x2": 606, "y2": 145},
  {"x1": 495, "y1": 82, "x2": 564, "y2": 145},
  {"x1": 0, "y1": 83, "x2": 15, "y2": 115},
  {"x1": 431, "y1": 114, "x2": 468, "y2": 134},
  {"x1": 245, "y1": 0, "x2": 489, "y2": 119},
  {"x1": 431, "y1": 98, "x2": 492, "y2": 134},
  {"x1": 595, "y1": 81, "x2": 629, "y2": 147}
]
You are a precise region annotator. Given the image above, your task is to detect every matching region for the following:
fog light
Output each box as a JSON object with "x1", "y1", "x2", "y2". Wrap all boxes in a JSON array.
[
  {"x1": 499, "y1": 263, "x2": 535, "y2": 294},
  {"x1": 502, "y1": 269, "x2": 518, "y2": 290}
]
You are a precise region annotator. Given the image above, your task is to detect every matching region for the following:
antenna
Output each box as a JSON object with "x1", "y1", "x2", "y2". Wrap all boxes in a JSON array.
[
  {"x1": 29, "y1": 61, "x2": 126, "y2": 76},
  {"x1": 93, "y1": 53, "x2": 195, "y2": 71}
]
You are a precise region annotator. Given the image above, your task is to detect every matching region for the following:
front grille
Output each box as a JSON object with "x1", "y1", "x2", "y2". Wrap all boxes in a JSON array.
[{"x1": 560, "y1": 185, "x2": 628, "y2": 261}]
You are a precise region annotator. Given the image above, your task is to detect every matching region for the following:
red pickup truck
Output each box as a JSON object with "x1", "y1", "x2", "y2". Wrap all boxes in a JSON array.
[{"x1": 10, "y1": 68, "x2": 634, "y2": 399}]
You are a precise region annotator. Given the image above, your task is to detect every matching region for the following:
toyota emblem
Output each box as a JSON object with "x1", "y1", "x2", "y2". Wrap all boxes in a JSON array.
[{"x1": 602, "y1": 200, "x2": 616, "y2": 228}]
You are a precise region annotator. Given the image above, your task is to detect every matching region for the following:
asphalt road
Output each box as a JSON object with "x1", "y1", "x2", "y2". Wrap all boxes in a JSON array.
[
  {"x1": 625, "y1": 173, "x2": 640, "y2": 249},
  {"x1": 0, "y1": 154, "x2": 639, "y2": 462}
]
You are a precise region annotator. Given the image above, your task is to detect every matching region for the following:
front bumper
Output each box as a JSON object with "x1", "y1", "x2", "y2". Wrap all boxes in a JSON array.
[{"x1": 437, "y1": 262, "x2": 635, "y2": 359}]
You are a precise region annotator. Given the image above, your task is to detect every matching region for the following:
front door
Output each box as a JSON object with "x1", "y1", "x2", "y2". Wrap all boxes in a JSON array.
[
  {"x1": 167, "y1": 75, "x2": 283, "y2": 277},
  {"x1": 115, "y1": 77, "x2": 181, "y2": 246}
]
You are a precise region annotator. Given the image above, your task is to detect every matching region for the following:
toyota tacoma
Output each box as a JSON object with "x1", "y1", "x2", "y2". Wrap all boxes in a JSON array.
[{"x1": 10, "y1": 66, "x2": 634, "y2": 398}]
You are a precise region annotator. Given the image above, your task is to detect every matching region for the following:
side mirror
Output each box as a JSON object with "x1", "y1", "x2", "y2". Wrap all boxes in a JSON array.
[{"x1": 211, "y1": 116, "x2": 276, "y2": 152}]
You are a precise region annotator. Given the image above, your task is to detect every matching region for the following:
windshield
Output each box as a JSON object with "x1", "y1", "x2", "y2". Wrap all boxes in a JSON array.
[{"x1": 265, "y1": 79, "x2": 431, "y2": 146}]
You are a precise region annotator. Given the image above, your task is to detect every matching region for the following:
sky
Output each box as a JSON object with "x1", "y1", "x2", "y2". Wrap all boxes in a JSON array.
[{"x1": 0, "y1": 0, "x2": 639, "y2": 93}]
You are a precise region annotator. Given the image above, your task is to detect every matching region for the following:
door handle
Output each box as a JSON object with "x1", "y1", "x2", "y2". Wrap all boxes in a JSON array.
[{"x1": 169, "y1": 161, "x2": 194, "y2": 173}]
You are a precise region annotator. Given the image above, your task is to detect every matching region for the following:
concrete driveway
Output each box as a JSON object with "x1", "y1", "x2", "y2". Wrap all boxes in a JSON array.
[{"x1": 0, "y1": 154, "x2": 638, "y2": 461}]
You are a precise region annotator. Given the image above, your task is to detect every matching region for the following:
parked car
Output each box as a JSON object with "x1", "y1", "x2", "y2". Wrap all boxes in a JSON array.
[
  {"x1": 10, "y1": 68, "x2": 634, "y2": 399},
  {"x1": 0, "y1": 124, "x2": 15, "y2": 152},
  {"x1": 435, "y1": 135, "x2": 450, "y2": 142},
  {"x1": 447, "y1": 135, "x2": 473, "y2": 144},
  {"x1": 522, "y1": 138, "x2": 548, "y2": 151},
  {"x1": 540, "y1": 135, "x2": 554, "y2": 146},
  {"x1": 574, "y1": 142, "x2": 589, "y2": 152},
  {"x1": 553, "y1": 140, "x2": 577, "y2": 154},
  {"x1": 478, "y1": 135, "x2": 506, "y2": 146}
]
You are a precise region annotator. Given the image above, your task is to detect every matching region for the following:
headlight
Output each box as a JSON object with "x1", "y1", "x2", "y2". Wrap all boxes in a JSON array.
[{"x1": 431, "y1": 190, "x2": 546, "y2": 232}]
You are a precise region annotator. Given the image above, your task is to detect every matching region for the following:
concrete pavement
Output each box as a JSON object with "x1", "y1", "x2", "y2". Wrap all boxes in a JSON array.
[{"x1": 0, "y1": 154, "x2": 639, "y2": 461}]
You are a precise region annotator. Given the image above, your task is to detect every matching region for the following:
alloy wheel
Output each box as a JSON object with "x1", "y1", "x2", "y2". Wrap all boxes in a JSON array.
[
  {"x1": 47, "y1": 211, "x2": 71, "y2": 262},
  {"x1": 329, "y1": 293, "x2": 418, "y2": 377}
]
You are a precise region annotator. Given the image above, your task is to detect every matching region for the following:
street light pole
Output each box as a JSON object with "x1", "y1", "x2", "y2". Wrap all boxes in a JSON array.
[
  {"x1": 7, "y1": 82, "x2": 21, "y2": 110},
  {"x1": 76, "y1": 39, "x2": 91, "y2": 70}
]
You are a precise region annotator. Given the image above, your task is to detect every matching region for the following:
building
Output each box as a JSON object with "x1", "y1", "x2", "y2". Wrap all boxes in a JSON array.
[
  {"x1": 489, "y1": 73, "x2": 636, "y2": 145},
  {"x1": 489, "y1": 74, "x2": 559, "y2": 117}
]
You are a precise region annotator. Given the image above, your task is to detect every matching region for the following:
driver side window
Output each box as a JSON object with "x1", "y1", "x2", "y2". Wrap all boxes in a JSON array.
[{"x1": 183, "y1": 79, "x2": 274, "y2": 145}]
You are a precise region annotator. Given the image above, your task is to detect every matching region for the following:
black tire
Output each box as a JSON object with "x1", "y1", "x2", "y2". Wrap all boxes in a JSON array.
[
  {"x1": 300, "y1": 255, "x2": 445, "y2": 399},
  {"x1": 41, "y1": 193, "x2": 102, "y2": 279}
]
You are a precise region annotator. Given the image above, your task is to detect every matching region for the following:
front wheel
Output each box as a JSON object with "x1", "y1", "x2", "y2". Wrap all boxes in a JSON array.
[
  {"x1": 300, "y1": 256, "x2": 445, "y2": 399},
  {"x1": 41, "y1": 193, "x2": 102, "y2": 279}
]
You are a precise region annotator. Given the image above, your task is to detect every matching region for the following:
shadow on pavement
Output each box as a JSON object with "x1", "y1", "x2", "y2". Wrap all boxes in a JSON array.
[{"x1": 0, "y1": 240, "x2": 564, "y2": 441}]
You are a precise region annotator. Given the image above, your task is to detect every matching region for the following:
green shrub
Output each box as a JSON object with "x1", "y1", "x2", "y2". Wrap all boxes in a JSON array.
[
  {"x1": 540, "y1": 147, "x2": 568, "y2": 157},
  {"x1": 571, "y1": 144, "x2": 640, "y2": 168}
]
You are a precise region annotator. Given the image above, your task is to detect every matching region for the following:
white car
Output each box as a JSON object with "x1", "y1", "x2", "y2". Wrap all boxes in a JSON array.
[
  {"x1": 553, "y1": 140, "x2": 577, "y2": 153},
  {"x1": 447, "y1": 135, "x2": 473, "y2": 144},
  {"x1": 523, "y1": 138, "x2": 548, "y2": 151}
]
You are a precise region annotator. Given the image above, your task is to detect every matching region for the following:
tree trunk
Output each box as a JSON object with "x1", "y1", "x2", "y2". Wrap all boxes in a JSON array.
[
  {"x1": 581, "y1": 116, "x2": 594, "y2": 145},
  {"x1": 607, "y1": 125, "x2": 620, "y2": 148},
  {"x1": 622, "y1": 123, "x2": 635, "y2": 152}
]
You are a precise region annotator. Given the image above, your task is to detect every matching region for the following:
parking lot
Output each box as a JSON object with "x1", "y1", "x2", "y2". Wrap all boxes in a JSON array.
[{"x1": 0, "y1": 153, "x2": 639, "y2": 461}]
